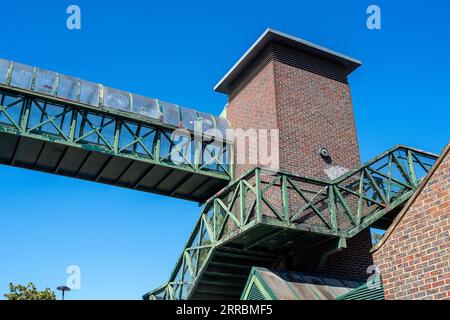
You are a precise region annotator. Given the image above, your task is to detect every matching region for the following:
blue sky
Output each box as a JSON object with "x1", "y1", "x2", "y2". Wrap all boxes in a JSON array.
[{"x1": 0, "y1": 0, "x2": 448, "y2": 299}]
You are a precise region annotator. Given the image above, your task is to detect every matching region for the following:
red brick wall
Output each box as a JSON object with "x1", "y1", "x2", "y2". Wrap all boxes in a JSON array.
[
  {"x1": 226, "y1": 60, "x2": 278, "y2": 178},
  {"x1": 320, "y1": 229, "x2": 374, "y2": 280},
  {"x1": 372, "y1": 145, "x2": 450, "y2": 300},
  {"x1": 226, "y1": 60, "x2": 360, "y2": 180},
  {"x1": 273, "y1": 61, "x2": 360, "y2": 179},
  {"x1": 288, "y1": 230, "x2": 374, "y2": 280},
  {"x1": 225, "y1": 54, "x2": 373, "y2": 281}
]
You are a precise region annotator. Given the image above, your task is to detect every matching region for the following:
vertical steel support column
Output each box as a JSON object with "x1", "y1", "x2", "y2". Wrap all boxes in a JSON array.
[
  {"x1": 255, "y1": 168, "x2": 263, "y2": 223},
  {"x1": 387, "y1": 154, "x2": 392, "y2": 203},
  {"x1": 213, "y1": 199, "x2": 220, "y2": 241},
  {"x1": 239, "y1": 180, "x2": 246, "y2": 226},
  {"x1": 154, "y1": 129, "x2": 161, "y2": 164},
  {"x1": 356, "y1": 170, "x2": 365, "y2": 225},
  {"x1": 328, "y1": 186, "x2": 337, "y2": 232},
  {"x1": 180, "y1": 258, "x2": 186, "y2": 298},
  {"x1": 20, "y1": 97, "x2": 31, "y2": 132},
  {"x1": 113, "y1": 120, "x2": 121, "y2": 153},
  {"x1": 229, "y1": 142, "x2": 235, "y2": 181},
  {"x1": 407, "y1": 150, "x2": 418, "y2": 187},
  {"x1": 194, "y1": 133, "x2": 201, "y2": 173},
  {"x1": 282, "y1": 175, "x2": 289, "y2": 224},
  {"x1": 68, "y1": 109, "x2": 77, "y2": 142}
]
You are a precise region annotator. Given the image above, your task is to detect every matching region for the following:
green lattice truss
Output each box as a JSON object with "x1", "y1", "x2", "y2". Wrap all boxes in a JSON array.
[
  {"x1": 144, "y1": 145, "x2": 438, "y2": 300},
  {"x1": 0, "y1": 86, "x2": 232, "y2": 201},
  {"x1": 0, "y1": 87, "x2": 231, "y2": 176}
]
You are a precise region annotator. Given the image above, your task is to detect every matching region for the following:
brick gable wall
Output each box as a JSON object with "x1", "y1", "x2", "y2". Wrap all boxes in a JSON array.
[{"x1": 372, "y1": 144, "x2": 450, "y2": 300}]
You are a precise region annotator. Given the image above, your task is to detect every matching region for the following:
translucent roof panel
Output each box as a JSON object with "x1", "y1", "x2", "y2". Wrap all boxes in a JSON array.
[
  {"x1": 161, "y1": 101, "x2": 180, "y2": 127},
  {"x1": 79, "y1": 80, "x2": 100, "y2": 107},
  {"x1": 180, "y1": 106, "x2": 198, "y2": 131},
  {"x1": 34, "y1": 69, "x2": 57, "y2": 95},
  {"x1": 214, "y1": 117, "x2": 230, "y2": 139},
  {"x1": 103, "y1": 86, "x2": 131, "y2": 112},
  {"x1": 10, "y1": 63, "x2": 34, "y2": 90},
  {"x1": 197, "y1": 112, "x2": 215, "y2": 133},
  {"x1": 0, "y1": 59, "x2": 11, "y2": 84},
  {"x1": 0, "y1": 58, "x2": 233, "y2": 142},
  {"x1": 132, "y1": 94, "x2": 161, "y2": 121},
  {"x1": 57, "y1": 75, "x2": 79, "y2": 101}
]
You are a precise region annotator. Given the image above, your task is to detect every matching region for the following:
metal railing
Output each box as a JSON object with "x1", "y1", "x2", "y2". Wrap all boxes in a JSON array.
[
  {"x1": 144, "y1": 145, "x2": 438, "y2": 300},
  {"x1": 0, "y1": 88, "x2": 232, "y2": 179}
]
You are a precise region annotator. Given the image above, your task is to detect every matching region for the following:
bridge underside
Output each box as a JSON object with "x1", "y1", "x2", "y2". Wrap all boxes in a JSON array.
[
  {"x1": 191, "y1": 227, "x2": 341, "y2": 300},
  {"x1": 190, "y1": 202, "x2": 406, "y2": 300},
  {"x1": 0, "y1": 132, "x2": 228, "y2": 202}
]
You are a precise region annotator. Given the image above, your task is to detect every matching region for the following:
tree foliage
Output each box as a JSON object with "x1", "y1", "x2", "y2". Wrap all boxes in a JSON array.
[
  {"x1": 3, "y1": 282, "x2": 56, "y2": 300},
  {"x1": 371, "y1": 231, "x2": 384, "y2": 245}
]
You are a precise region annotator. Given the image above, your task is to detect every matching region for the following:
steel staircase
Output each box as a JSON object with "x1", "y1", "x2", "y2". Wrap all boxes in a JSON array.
[{"x1": 143, "y1": 145, "x2": 438, "y2": 300}]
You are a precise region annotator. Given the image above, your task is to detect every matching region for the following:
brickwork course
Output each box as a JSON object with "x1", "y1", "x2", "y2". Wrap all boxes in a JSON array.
[
  {"x1": 372, "y1": 143, "x2": 450, "y2": 300},
  {"x1": 222, "y1": 34, "x2": 373, "y2": 281},
  {"x1": 225, "y1": 60, "x2": 360, "y2": 181}
]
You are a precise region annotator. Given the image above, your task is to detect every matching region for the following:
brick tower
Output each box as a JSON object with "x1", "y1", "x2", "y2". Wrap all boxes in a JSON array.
[{"x1": 216, "y1": 29, "x2": 373, "y2": 280}]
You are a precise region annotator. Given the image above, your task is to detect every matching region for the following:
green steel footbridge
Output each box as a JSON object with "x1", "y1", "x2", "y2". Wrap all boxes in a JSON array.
[
  {"x1": 0, "y1": 59, "x2": 232, "y2": 202},
  {"x1": 0, "y1": 58, "x2": 439, "y2": 300},
  {"x1": 144, "y1": 145, "x2": 438, "y2": 300}
]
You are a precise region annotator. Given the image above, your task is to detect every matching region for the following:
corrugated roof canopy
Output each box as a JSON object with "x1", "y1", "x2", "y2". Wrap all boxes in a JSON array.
[{"x1": 242, "y1": 267, "x2": 363, "y2": 300}]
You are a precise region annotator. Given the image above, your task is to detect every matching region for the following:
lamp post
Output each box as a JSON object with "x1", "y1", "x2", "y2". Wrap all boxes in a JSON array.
[{"x1": 57, "y1": 286, "x2": 71, "y2": 300}]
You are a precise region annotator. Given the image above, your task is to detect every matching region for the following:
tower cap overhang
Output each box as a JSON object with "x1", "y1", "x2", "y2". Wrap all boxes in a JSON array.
[{"x1": 214, "y1": 28, "x2": 362, "y2": 94}]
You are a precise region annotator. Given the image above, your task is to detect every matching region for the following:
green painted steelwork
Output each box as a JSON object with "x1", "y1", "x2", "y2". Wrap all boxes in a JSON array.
[
  {"x1": 0, "y1": 58, "x2": 232, "y2": 140},
  {"x1": 0, "y1": 86, "x2": 232, "y2": 201},
  {"x1": 0, "y1": 57, "x2": 233, "y2": 201},
  {"x1": 143, "y1": 145, "x2": 438, "y2": 300},
  {"x1": 241, "y1": 269, "x2": 275, "y2": 300},
  {"x1": 336, "y1": 277, "x2": 384, "y2": 300}
]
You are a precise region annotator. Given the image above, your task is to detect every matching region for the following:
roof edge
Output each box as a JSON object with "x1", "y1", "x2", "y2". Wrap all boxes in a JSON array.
[{"x1": 214, "y1": 28, "x2": 362, "y2": 94}]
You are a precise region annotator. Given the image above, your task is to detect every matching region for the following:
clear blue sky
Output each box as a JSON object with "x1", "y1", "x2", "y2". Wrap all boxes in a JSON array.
[{"x1": 0, "y1": 0, "x2": 448, "y2": 300}]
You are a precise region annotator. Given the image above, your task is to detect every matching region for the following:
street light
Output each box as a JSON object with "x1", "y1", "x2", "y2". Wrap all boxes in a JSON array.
[{"x1": 57, "y1": 286, "x2": 71, "y2": 300}]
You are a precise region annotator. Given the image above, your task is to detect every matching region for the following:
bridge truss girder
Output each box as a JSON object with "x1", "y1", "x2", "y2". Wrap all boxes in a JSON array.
[{"x1": 0, "y1": 86, "x2": 232, "y2": 202}]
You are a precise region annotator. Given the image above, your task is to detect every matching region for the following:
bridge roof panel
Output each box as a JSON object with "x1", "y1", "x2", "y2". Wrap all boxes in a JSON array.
[{"x1": 0, "y1": 58, "x2": 231, "y2": 137}]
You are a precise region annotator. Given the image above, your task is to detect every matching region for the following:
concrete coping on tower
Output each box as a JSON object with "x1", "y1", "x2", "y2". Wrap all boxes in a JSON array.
[{"x1": 214, "y1": 28, "x2": 362, "y2": 94}]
